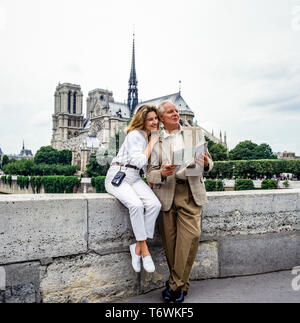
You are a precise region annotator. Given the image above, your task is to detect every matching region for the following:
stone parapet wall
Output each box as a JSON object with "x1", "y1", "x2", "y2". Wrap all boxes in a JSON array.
[{"x1": 0, "y1": 190, "x2": 299, "y2": 303}]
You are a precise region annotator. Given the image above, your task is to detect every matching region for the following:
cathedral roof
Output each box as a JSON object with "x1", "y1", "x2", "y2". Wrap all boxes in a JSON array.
[
  {"x1": 81, "y1": 93, "x2": 193, "y2": 132},
  {"x1": 56, "y1": 83, "x2": 81, "y2": 91},
  {"x1": 109, "y1": 101, "x2": 131, "y2": 119},
  {"x1": 20, "y1": 149, "x2": 33, "y2": 156},
  {"x1": 135, "y1": 92, "x2": 194, "y2": 116}
]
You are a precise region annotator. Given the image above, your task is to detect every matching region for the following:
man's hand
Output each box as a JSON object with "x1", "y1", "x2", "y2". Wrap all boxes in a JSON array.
[
  {"x1": 195, "y1": 153, "x2": 209, "y2": 167},
  {"x1": 147, "y1": 180, "x2": 153, "y2": 189},
  {"x1": 161, "y1": 164, "x2": 177, "y2": 178}
]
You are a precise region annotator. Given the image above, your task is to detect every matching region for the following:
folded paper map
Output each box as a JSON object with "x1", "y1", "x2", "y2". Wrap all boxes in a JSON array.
[{"x1": 173, "y1": 142, "x2": 208, "y2": 176}]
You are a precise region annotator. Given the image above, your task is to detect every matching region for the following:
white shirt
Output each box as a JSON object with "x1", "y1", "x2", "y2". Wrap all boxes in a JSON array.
[
  {"x1": 161, "y1": 126, "x2": 187, "y2": 179},
  {"x1": 111, "y1": 130, "x2": 148, "y2": 171}
]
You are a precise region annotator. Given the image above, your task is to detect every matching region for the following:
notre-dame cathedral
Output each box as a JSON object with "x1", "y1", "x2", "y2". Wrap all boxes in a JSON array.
[{"x1": 51, "y1": 35, "x2": 227, "y2": 172}]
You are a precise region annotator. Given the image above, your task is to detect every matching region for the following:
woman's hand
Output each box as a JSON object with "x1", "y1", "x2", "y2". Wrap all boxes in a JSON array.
[
  {"x1": 144, "y1": 133, "x2": 159, "y2": 159},
  {"x1": 149, "y1": 133, "x2": 159, "y2": 147}
]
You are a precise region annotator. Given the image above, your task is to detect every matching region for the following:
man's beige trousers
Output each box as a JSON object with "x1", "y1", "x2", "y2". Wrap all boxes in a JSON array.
[{"x1": 160, "y1": 181, "x2": 202, "y2": 292}]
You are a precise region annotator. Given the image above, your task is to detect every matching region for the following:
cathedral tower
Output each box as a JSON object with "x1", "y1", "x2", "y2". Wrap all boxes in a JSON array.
[
  {"x1": 127, "y1": 33, "x2": 138, "y2": 117},
  {"x1": 51, "y1": 83, "x2": 84, "y2": 149}
]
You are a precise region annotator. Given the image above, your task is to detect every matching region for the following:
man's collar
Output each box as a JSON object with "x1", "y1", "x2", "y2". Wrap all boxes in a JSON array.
[{"x1": 161, "y1": 124, "x2": 183, "y2": 138}]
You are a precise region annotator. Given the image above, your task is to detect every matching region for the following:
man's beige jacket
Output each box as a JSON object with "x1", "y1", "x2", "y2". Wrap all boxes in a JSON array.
[{"x1": 146, "y1": 126, "x2": 214, "y2": 212}]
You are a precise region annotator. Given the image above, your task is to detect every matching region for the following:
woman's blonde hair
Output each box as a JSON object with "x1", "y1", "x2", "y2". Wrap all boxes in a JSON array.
[{"x1": 126, "y1": 105, "x2": 160, "y2": 133}]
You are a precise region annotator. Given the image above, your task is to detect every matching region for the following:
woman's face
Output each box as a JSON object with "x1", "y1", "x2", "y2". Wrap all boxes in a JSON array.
[{"x1": 144, "y1": 111, "x2": 159, "y2": 133}]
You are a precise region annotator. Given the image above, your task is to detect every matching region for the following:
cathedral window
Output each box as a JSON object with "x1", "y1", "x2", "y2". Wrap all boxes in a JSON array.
[
  {"x1": 68, "y1": 91, "x2": 71, "y2": 113},
  {"x1": 73, "y1": 92, "x2": 77, "y2": 114}
]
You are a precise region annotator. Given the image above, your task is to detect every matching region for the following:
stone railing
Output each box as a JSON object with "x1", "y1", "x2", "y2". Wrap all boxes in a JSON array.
[{"x1": 0, "y1": 189, "x2": 299, "y2": 303}]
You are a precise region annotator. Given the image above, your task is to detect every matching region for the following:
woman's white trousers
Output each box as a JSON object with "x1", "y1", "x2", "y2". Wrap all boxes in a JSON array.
[{"x1": 105, "y1": 166, "x2": 161, "y2": 241}]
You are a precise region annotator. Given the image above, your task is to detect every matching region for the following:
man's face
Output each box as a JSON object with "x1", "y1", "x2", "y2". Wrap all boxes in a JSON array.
[{"x1": 160, "y1": 102, "x2": 180, "y2": 129}]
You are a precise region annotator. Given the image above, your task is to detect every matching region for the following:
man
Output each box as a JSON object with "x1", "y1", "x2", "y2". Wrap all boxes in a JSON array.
[{"x1": 147, "y1": 100, "x2": 213, "y2": 303}]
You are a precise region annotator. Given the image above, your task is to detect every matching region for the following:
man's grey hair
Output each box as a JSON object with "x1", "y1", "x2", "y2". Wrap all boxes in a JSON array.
[{"x1": 158, "y1": 100, "x2": 175, "y2": 115}]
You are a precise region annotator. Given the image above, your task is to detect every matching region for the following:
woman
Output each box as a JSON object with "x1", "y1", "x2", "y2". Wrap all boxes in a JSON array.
[{"x1": 105, "y1": 105, "x2": 161, "y2": 273}]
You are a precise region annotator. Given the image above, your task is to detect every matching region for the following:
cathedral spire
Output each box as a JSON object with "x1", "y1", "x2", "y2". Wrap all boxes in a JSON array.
[{"x1": 128, "y1": 32, "x2": 138, "y2": 117}]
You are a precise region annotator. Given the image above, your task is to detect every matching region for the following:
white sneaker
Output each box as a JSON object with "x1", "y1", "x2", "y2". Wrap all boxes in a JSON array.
[
  {"x1": 142, "y1": 255, "x2": 155, "y2": 273},
  {"x1": 129, "y1": 244, "x2": 141, "y2": 273}
]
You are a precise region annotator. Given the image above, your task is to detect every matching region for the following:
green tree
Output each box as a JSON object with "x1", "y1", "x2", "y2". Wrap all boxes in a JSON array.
[
  {"x1": 205, "y1": 136, "x2": 214, "y2": 151},
  {"x1": 205, "y1": 136, "x2": 228, "y2": 161},
  {"x1": 209, "y1": 143, "x2": 229, "y2": 161},
  {"x1": 34, "y1": 146, "x2": 58, "y2": 164},
  {"x1": 1, "y1": 155, "x2": 10, "y2": 168},
  {"x1": 34, "y1": 146, "x2": 72, "y2": 165},
  {"x1": 58, "y1": 149, "x2": 72, "y2": 165},
  {"x1": 229, "y1": 140, "x2": 258, "y2": 160},
  {"x1": 253, "y1": 143, "x2": 277, "y2": 160}
]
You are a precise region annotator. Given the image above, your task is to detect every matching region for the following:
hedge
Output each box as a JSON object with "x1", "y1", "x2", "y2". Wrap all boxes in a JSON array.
[
  {"x1": 10, "y1": 176, "x2": 81, "y2": 193},
  {"x1": 204, "y1": 179, "x2": 225, "y2": 191},
  {"x1": 7, "y1": 175, "x2": 12, "y2": 187},
  {"x1": 216, "y1": 179, "x2": 225, "y2": 191},
  {"x1": 91, "y1": 176, "x2": 107, "y2": 193},
  {"x1": 205, "y1": 179, "x2": 216, "y2": 192},
  {"x1": 209, "y1": 159, "x2": 300, "y2": 179},
  {"x1": 235, "y1": 179, "x2": 255, "y2": 191},
  {"x1": 17, "y1": 176, "x2": 30, "y2": 189},
  {"x1": 261, "y1": 179, "x2": 278, "y2": 190},
  {"x1": 30, "y1": 176, "x2": 43, "y2": 193},
  {"x1": 42, "y1": 176, "x2": 81, "y2": 193}
]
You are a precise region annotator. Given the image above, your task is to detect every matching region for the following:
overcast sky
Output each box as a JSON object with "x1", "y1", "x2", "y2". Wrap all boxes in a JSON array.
[{"x1": 0, "y1": 0, "x2": 300, "y2": 155}]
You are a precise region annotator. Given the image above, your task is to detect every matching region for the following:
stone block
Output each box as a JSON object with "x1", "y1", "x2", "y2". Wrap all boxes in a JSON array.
[
  {"x1": 87, "y1": 194, "x2": 135, "y2": 253},
  {"x1": 140, "y1": 241, "x2": 219, "y2": 294},
  {"x1": 271, "y1": 192, "x2": 298, "y2": 213},
  {"x1": 190, "y1": 241, "x2": 219, "y2": 280},
  {"x1": 202, "y1": 191, "x2": 300, "y2": 239},
  {"x1": 4, "y1": 283, "x2": 36, "y2": 303},
  {"x1": 0, "y1": 194, "x2": 88, "y2": 264},
  {"x1": 40, "y1": 252, "x2": 139, "y2": 303},
  {"x1": 140, "y1": 247, "x2": 168, "y2": 294},
  {"x1": 296, "y1": 192, "x2": 300, "y2": 211},
  {"x1": 219, "y1": 232, "x2": 300, "y2": 277},
  {"x1": 1, "y1": 262, "x2": 40, "y2": 303}
]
